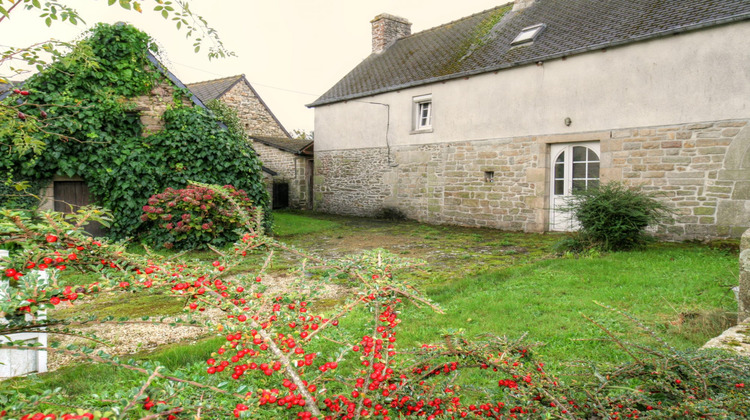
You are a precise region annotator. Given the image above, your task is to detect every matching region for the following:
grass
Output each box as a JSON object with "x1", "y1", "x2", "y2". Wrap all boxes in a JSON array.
[
  {"x1": 1, "y1": 335, "x2": 226, "y2": 402},
  {"x1": 53, "y1": 291, "x2": 187, "y2": 319},
  {"x1": 270, "y1": 211, "x2": 738, "y2": 377},
  {"x1": 4, "y1": 210, "x2": 740, "y2": 407},
  {"x1": 397, "y1": 243, "x2": 737, "y2": 369},
  {"x1": 270, "y1": 211, "x2": 341, "y2": 237}
]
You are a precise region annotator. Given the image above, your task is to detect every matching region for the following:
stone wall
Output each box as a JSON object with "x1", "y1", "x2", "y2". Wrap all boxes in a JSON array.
[
  {"x1": 315, "y1": 137, "x2": 544, "y2": 230},
  {"x1": 221, "y1": 82, "x2": 288, "y2": 138},
  {"x1": 740, "y1": 229, "x2": 750, "y2": 322},
  {"x1": 253, "y1": 141, "x2": 309, "y2": 209},
  {"x1": 608, "y1": 121, "x2": 750, "y2": 238},
  {"x1": 133, "y1": 82, "x2": 188, "y2": 135},
  {"x1": 315, "y1": 148, "x2": 392, "y2": 216},
  {"x1": 315, "y1": 118, "x2": 750, "y2": 239}
]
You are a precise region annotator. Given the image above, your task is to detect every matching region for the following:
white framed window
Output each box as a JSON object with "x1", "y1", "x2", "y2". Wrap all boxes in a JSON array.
[{"x1": 413, "y1": 94, "x2": 432, "y2": 131}]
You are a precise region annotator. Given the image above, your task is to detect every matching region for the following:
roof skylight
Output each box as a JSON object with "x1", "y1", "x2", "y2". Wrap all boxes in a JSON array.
[{"x1": 511, "y1": 23, "x2": 546, "y2": 46}]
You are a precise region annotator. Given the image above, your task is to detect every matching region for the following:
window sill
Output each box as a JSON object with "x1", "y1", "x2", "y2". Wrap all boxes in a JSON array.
[{"x1": 410, "y1": 128, "x2": 433, "y2": 135}]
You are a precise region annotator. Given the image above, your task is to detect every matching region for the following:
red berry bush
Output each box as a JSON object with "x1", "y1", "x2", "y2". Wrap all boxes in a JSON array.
[
  {"x1": 0, "y1": 186, "x2": 748, "y2": 419},
  {"x1": 140, "y1": 184, "x2": 257, "y2": 250}
]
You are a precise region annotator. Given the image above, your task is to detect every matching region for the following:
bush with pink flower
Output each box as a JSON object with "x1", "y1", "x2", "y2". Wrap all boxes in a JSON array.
[{"x1": 140, "y1": 184, "x2": 257, "y2": 249}]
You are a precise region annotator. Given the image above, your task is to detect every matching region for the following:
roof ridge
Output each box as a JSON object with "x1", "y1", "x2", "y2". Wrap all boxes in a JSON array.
[
  {"x1": 186, "y1": 74, "x2": 244, "y2": 86},
  {"x1": 249, "y1": 135, "x2": 314, "y2": 154},
  {"x1": 403, "y1": 2, "x2": 514, "y2": 40}
]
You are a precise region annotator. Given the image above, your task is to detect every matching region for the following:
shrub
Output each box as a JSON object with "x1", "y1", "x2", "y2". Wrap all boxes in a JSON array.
[
  {"x1": 567, "y1": 182, "x2": 670, "y2": 251},
  {"x1": 140, "y1": 184, "x2": 256, "y2": 249}
]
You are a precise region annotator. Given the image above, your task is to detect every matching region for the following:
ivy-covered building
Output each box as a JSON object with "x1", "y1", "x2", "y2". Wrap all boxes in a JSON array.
[{"x1": 0, "y1": 23, "x2": 269, "y2": 238}]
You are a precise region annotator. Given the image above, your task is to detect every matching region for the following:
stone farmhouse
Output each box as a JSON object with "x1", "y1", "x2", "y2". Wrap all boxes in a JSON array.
[
  {"x1": 187, "y1": 75, "x2": 314, "y2": 209},
  {"x1": 309, "y1": 0, "x2": 750, "y2": 240}
]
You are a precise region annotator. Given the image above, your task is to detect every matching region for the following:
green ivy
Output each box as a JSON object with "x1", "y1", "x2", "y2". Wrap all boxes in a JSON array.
[
  {"x1": 0, "y1": 23, "x2": 269, "y2": 238},
  {"x1": 205, "y1": 99, "x2": 247, "y2": 141}
]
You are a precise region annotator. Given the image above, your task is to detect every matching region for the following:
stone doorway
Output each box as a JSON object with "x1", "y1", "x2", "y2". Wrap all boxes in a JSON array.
[{"x1": 549, "y1": 142, "x2": 600, "y2": 231}]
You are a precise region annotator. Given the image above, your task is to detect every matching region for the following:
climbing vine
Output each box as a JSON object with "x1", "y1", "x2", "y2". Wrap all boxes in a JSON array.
[
  {"x1": 0, "y1": 23, "x2": 269, "y2": 239},
  {"x1": 205, "y1": 99, "x2": 247, "y2": 141}
]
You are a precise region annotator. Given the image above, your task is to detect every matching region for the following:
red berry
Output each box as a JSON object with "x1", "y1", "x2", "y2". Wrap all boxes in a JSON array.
[{"x1": 46, "y1": 234, "x2": 58, "y2": 243}]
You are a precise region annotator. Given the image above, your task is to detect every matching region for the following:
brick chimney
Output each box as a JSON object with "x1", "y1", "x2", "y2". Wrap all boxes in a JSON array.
[
  {"x1": 371, "y1": 13, "x2": 411, "y2": 54},
  {"x1": 512, "y1": 0, "x2": 536, "y2": 11}
]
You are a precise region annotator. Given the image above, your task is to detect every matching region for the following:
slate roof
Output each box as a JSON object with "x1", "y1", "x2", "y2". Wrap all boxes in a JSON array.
[
  {"x1": 310, "y1": 0, "x2": 750, "y2": 107},
  {"x1": 187, "y1": 75, "x2": 292, "y2": 138},
  {"x1": 186, "y1": 75, "x2": 244, "y2": 102},
  {"x1": 250, "y1": 135, "x2": 314, "y2": 156}
]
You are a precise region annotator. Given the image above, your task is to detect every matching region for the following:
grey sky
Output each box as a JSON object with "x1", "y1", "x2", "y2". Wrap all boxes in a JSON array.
[{"x1": 0, "y1": 0, "x2": 504, "y2": 132}]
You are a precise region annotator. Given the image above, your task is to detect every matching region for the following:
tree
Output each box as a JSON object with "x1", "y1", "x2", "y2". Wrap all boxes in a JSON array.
[
  {"x1": 0, "y1": 0, "x2": 233, "y2": 74},
  {"x1": 290, "y1": 128, "x2": 314, "y2": 140}
]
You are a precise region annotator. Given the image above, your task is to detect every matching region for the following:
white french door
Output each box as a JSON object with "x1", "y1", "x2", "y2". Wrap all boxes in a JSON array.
[{"x1": 549, "y1": 142, "x2": 600, "y2": 231}]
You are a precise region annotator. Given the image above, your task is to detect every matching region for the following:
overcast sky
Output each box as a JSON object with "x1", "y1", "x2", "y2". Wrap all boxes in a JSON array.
[{"x1": 0, "y1": 0, "x2": 506, "y2": 133}]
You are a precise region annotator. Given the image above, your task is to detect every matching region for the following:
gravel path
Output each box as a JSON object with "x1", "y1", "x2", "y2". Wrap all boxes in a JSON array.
[{"x1": 47, "y1": 275, "x2": 348, "y2": 371}]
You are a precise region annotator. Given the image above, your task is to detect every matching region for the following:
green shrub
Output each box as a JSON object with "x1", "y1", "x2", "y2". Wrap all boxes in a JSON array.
[
  {"x1": 140, "y1": 184, "x2": 255, "y2": 249},
  {"x1": 567, "y1": 182, "x2": 670, "y2": 251}
]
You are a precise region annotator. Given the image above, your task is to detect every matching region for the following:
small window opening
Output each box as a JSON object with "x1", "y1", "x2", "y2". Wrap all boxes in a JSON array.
[
  {"x1": 511, "y1": 23, "x2": 546, "y2": 46},
  {"x1": 418, "y1": 102, "x2": 431, "y2": 128},
  {"x1": 484, "y1": 171, "x2": 495, "y2": 183},
  {"x1": 412, "y1": 94, "x2": 432, "y2": 131}
]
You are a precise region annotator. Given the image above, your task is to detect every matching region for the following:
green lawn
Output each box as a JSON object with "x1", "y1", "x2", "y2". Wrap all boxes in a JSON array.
[
  {"x1": 4, "y1": 210, "x2": 740, "y2": 409},
  {"x1": 271, "y1": 211, "x2": 738, "y2": 375},
  {"x1": 398, "y1": 244, "x2": 736, "y2": 367}
]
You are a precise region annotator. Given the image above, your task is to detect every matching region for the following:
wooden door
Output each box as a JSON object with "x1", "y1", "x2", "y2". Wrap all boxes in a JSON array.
[{"x1": 53, "y1": 181, "x2": 107, "y2": 237}]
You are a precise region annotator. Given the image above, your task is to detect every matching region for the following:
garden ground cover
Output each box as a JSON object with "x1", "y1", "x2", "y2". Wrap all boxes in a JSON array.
[
  {"x1": 272, "y1": 211, "x2": 739, "y2": 375},
  {"x1": 4, "y1": 210, "x2": 740, "y2": 400}
]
